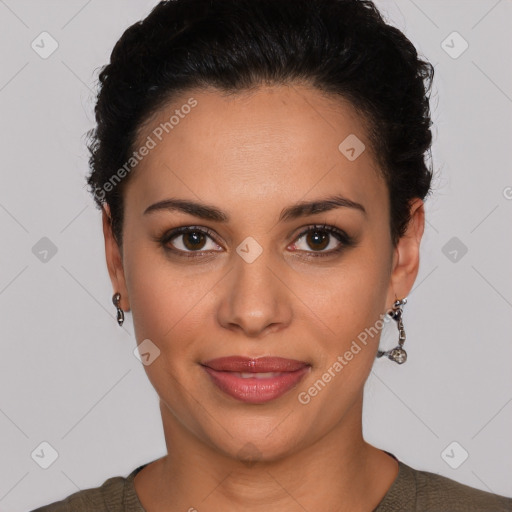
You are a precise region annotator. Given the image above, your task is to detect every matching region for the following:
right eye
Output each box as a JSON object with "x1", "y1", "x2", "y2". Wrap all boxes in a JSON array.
[{"x1": 159, "y1": 226, "x2": 223, "y2": 257}]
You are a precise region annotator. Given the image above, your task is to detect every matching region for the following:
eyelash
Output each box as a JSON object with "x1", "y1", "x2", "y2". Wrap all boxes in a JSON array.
[{"x1": 157, "y1": 224, "x2": 355, "y2": 259}]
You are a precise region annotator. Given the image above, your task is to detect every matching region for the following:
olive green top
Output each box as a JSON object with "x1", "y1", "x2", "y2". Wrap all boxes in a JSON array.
[{"x1": 31, "y1": 454, "x2": 512, "y2": 511}]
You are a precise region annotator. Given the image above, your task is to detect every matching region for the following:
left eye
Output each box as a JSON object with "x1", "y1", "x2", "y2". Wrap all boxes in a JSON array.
[{"x1": 290, "y1": 225, "x2": 348, "y2": 254}]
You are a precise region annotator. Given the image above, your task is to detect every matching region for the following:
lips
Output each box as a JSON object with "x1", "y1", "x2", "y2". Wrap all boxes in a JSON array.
[
  {"x1": 202, "y1": 356, "x2": 308, "y2": 373},
  {"x1": 201, "y1": 356, "x2": 311, "y2": 404}
]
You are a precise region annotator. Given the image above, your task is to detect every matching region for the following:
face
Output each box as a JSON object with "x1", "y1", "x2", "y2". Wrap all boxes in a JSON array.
[{"x1": 103, "y1": 84, "x2": 423, "y2": 462}]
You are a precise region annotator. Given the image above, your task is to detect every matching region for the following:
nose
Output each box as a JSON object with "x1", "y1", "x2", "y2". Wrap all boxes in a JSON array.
[{"x1": 216, "y1": 246, "x2": 293, "y2": 338}]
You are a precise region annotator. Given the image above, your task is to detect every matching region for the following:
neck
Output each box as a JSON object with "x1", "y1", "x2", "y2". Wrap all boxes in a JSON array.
[{"x1": 134, "y1": 397, "x2": 399, "y2": 512}]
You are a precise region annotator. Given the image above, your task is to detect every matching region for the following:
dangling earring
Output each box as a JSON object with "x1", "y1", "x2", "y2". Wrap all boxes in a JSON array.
[
  {"x1": 112, "y1": 292, "x2": 125, "y2": 327},
  {"x1": 377, "y1": 297, "x2": 407, "y2": 364}
]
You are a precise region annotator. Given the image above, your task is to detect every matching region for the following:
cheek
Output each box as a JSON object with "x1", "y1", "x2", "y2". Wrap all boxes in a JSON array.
[
  {"x1": 123, "y1": 247, "x2": 208, "y2": 402},
  {"x1": 317, "y1": 247, "x2": 390, "y2": 321},
  {"x1": 123, "y1": 243, "x2": 217, "y2": 352},
  {"x1": 125, "y1": 250, "x2": 170, "y2": 341},
  {"x1": 307, "y1": 241, "x2": 392, "y2": 361},
  {"x1": 294, "y1": 249, "x2": 391, "y2": 418}
]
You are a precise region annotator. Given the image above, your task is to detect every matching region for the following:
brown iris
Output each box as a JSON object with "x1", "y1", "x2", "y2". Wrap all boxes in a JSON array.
[
  {"x1": 306, "y1": 229, "x2": 329, "y2": 251},
  {"x1": 182, "y1": 231, "x2": 207, "y2": 251}
]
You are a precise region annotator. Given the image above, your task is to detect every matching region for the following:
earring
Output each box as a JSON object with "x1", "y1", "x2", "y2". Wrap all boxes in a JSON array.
[
  {"x1": 112, "y1": 292, "x2": 125, "y2": 327},
  {"x1": 377, "y1": 297, "x2": 407, "y2": 364}
]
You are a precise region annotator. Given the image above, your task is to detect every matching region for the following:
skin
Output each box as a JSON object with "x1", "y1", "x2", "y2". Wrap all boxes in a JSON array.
[{"x1": 102, "y1": 84, "x2": 424, "y2": 511}]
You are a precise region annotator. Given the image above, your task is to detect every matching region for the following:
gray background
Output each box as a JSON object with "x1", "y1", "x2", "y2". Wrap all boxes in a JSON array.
[{"x1": 0, "y1": 0, "x2": 511, "y2": 510}]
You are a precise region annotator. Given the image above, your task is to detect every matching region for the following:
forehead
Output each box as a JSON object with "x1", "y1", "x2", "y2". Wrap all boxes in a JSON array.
[{"x1": 126, "y1": 84, "x2": 386, "y2": 218}]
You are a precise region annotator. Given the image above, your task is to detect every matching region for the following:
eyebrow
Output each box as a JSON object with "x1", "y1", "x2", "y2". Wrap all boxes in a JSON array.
[{"x1": 143, "y1": 194, "x2": 366, "y2": 222}]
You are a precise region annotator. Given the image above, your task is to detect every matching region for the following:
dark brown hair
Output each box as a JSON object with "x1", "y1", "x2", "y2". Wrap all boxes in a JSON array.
[{"x1": 86, "y1": 0, "x2": 434, "y2": 247}]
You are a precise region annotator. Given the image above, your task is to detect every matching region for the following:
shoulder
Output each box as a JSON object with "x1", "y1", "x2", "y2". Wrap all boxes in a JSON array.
[
  {"x1": 376, "y1": 459, "x2": 512, "y2": 512},
  {"x1": 30, "y1": 464, "x2": 146, "y2": 512},
  {"x1": 411, "y1": 466, "x2": 512, "y2": 511},
  {"x1": 30, "y1": 475, "x2": 125, "y2": 511}
]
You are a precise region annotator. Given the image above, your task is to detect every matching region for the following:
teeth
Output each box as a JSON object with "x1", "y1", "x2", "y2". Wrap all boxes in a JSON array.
[{"x1": 235, "y1": 372, "x2": 283, "y2": 379}]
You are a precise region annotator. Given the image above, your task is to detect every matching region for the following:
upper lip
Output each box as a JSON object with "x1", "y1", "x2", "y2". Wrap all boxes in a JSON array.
[{"x1": 202, "y1": 356, "x2": 309, "y2": 373}]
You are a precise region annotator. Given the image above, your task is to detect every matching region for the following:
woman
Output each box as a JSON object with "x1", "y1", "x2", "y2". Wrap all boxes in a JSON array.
[{"x1": 33, "y1": 0, "x2": 512, "y2": 510}]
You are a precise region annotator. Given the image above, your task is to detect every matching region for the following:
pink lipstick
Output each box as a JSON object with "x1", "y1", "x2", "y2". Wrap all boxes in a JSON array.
[{"x1": 201, "y1": 356, "x2": 311, "y2": 404}]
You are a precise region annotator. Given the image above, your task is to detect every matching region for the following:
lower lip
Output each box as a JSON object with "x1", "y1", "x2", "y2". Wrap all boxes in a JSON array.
[{"x1": 202, "y1": 365, "x2": 311, "y2": 404}]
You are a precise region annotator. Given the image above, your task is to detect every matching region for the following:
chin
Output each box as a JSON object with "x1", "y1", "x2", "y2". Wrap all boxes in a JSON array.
[{"x1": 199, "y1": 414, "x2": 310, "y2": 465}]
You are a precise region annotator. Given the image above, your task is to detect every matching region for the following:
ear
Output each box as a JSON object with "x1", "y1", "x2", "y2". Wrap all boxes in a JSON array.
[
  {"x1": 387, "y1": 198, "x2": 425, "y2": 304},
  {"x1": 102, "y1": 203, "x2": 130, "y2": 311}
]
